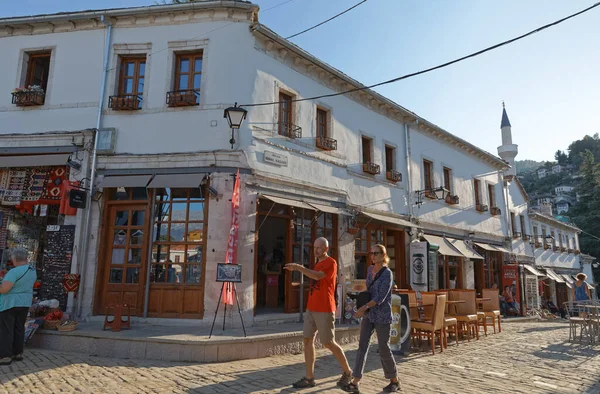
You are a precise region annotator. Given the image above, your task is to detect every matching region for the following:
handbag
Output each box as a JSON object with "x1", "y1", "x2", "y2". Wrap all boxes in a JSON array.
[{"x1": 356, "y1": 267, "x2": 389, "y2": 310}]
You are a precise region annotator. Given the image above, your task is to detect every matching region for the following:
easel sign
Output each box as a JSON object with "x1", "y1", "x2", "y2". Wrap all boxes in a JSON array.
[
  {"x1": 216, "y1": 263, "x2": 242, "y2": 283},
  {"x1": 209, "y1": 263, "x2": 247, "y2": 338}
]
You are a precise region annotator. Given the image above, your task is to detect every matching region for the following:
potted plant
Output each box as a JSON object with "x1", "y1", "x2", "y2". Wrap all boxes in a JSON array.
[{"x1": 12, "y1": 85, "x2": 45, "y2": 106}]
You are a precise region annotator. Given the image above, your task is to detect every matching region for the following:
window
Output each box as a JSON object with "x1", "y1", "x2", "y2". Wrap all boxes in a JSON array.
[
  {"x1": 355, "y1": 227, "x2": 368, "y2": 279},
  {"x1": 519, "y1": 215, "x2": 526, "y2": 239},
  {"x1": 278, "y1": 92, "x2": 293, "y2": 135},
  {"x1": 488, "y1": 184, "x2": 496, "y2": 208},
  {"x1": 119, "y1": 57, "x2": 146, "y2": 97},
  {"x1": 443, "y1": 167, "x2": 452, "y2": 193},
  {"x1": 423, "y1": 160, "x2": 433, "y2": 190},
  {"x1": 385, "y1": 145, "x2": 395, "y2": 172},
  {"x1": 533, "y1": 226, "x2": 539, "y2": 243},
  {"x1": 510, "y1": 212, "x2": 516, "y2": 236},
  {"x1": 550, "y1": 231, "x2": 556, "y2": 247},
  {"x1": 558, "y1": 233, "x2": 563, "y2": 249},
  {"x1": 362, "y1": 136, "x2": 372, "y2": 164},
  {"x1": 542, "y1": 228, "x2": 547, "y2": 245},
  {"x1": 316, "y1": 108, "x2": 328, "y2": 138},
  {"x1": 151, "y1": 188, "x2": 207, "y2": 285},
  {"x1": 172, "y1": 52, "x2": 202, "y2": 105},
  {"x1": 474, "y1": 179, "x2": 481, "y2": 206},
  {"x1": 438, "y1": 256, "x2": 461, "y2": 289},
  {"x1": 25, "y1": 52, "x2": 51, "y2": 91}
]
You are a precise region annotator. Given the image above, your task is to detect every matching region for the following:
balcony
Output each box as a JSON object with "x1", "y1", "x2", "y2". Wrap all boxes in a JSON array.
[
  {"x1": 109, "y1": 94, "x2": 142, "y2": 110},
  {"x1": 490, "y1": 206, "x2": 501, "y2": 216},
  {"x1": 12, "y1": 89, "x2": 45, "y2": 106},
  {"x1": 561, "y1": 247, "x2": 567, "y2": 253},
  {"x1": 552, "y1": 245, "x2": 560, "y2": 252},
  {"x1": 386, "y1": 170, "x2": 402, "y2": 183},
  {"x1": 535, "y1": 242, "x2": 542, "y2": 249},
  {"x1": 166, "y1": 90, "x2": 199, "y2": 107},
  {"x1": 278, "y1": 121, "x2": 302, "y2": 139},
  {"x1": 362, "y1": 161, "x2": 380, "y2": 175},
  {"x1": 445, "y1": 194, "x2": 459, "y2": 205},
  {"x1": 476, "y1": 204, "x2": 489, "y2": 213},
  {"x1": 568, "y1": 248, "x2": 574, "y2": 254},
  {"x1": 316, "y1": 136, "x2": 338, "y2": 151},
  {"x1": 544, "y1": 243, "x2": 551, "y2": 250}
]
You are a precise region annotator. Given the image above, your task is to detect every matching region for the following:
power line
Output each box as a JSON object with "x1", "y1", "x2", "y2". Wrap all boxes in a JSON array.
[
  {"x1": 285, "y1": 0, "x2": 369, "y2": 40},
  {"x1": 106, "y1": 0, "x2": 298, "y2": 72},
  {"x1": 243, "y1": 1, "x2": 600, "y2": 108}
]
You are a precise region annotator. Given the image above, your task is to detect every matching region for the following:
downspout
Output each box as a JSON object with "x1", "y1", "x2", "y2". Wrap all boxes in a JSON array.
[
  {"x1": 404, "y1": 122, "x2": 415, "y2": 219},
  {"x1": 76, "y1": 15, "x2": 112, "y2": 319}
]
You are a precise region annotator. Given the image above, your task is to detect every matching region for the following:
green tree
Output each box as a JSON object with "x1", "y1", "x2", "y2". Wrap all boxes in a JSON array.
[
  {"x1": 554, "y1": 150, "x2": 569, "y2": 165},
  {"x1": 568, "y1": 135, "x2": 600, "y2": 167}
]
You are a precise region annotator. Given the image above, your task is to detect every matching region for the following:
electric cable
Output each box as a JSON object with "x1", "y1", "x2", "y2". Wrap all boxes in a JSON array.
[{"x1": 285, "y1": 0, "x2": 369, "y2": 39}]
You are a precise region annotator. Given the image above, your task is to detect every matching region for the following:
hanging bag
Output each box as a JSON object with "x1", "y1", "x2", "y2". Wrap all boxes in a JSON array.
[{"x1": 356, "y1": 267, "x2": 389, "y2": 310}]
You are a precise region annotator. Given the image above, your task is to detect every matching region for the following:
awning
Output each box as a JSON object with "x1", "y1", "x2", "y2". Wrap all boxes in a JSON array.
[
  {"x1": 147, "y1": 173, "x2": 206, "y2": 188},
  {"x1": 586, "y1": 282, "x2": 595, "y2": 290},
  {"x1": 261, "y1": 194, "x2": 314, "y2": 210},
  {"x1": 308, "y1": 202, "x2": 350, "y2": 216},
  {"x1": 422, "y1": 235, "x2": 464, "y2": 258},
  {"x1": 474, "y1": 242, "x2": 499, "y2": 252},
  {"x1": 562, "y1": 274, "x2": 574, "y2": 284},
  {"x1": 0, "y1": 154, "x2": 70, "y2": 168},
  {"x1": 492, "y1": 245, "x2": 512, "y2": 254},
  {"x1": 523, "y1": 264, "x2": 545, "y2": 277},
  {"x1": 449, "y1": 239, "x2": 483, "y2": 259},
  {"x1": 544, "y1": 268, "x2": 565, "y2": 283},
  {"x1": 98, "y1": 175, "x2": 152, "y2": 188},
  {"x1": 361, "y1": 211, "x2": 417, "y2": 229}
]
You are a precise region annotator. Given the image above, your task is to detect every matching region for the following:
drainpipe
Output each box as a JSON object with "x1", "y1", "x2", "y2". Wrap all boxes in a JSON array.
[
  {"x1": 404, "y1": 122, "x2": 415, "y2": 219},
  {"x1": 76, "y1": 15, "x2": 113, "y2": 319}
]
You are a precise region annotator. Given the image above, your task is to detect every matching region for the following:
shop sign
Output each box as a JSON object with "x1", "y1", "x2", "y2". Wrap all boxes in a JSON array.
[
  {"x1": 264, "y1": 150, "x2": 288, "y2": 167},
  {"x1": 502, "y1": 264, "x2": 521, "y2": 316},
  {"x1": 409, "y1": 242, "x2": 428, "y2": 292},
  {"x1": 69, "y1": 189, "x2": 87, "y2": 209}
]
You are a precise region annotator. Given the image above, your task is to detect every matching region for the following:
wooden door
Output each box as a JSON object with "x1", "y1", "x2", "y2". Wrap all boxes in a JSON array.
[{"x1": 100, "y1": 204, "x2": 149, "y2": 315}]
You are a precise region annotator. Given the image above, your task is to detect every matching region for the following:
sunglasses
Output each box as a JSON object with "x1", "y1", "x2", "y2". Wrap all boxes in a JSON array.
[{"x1": 369, "y1": 251, "x2": 383, "y2": 256}]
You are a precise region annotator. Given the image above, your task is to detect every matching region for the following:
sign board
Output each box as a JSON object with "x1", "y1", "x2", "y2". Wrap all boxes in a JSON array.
[
  {"x1": 69, "y1": 189, "x2": 87, "y2": 209},
  {"x1": 409, "y1": 242, "x2": 428, "y2": 292},
  {"x1": 216, "y1": 263, "x2": 242, "y2": 283},
  {"x1": 264, "y1": 150, "x2": 288, "y2": 167}
]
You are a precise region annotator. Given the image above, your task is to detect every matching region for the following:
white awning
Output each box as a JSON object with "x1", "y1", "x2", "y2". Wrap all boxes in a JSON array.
[
  {"x1": 493, "y1": 245, "x2": 512, "y2": 254},
  {"x1": 586, "y1": 281, "x2": 595, "y2": 290},
  {"x1": 422, "y1": 235, "x2": 464, "y2": 258},
  {"x1": 562, "y1": 274, "x2": 574, "y2": 284},
  {"x1": 98, "y1": 175, "x2": 152, "y2": 188},
  {"x1": 544, "y1": 268, "x2": 565, "y2": 283},
  {"x1": 361, "y1": 211, "x2": 417, "y2": 229},
  {"x1": 308, "y1": 202, "x2": 350, "y2": 216},
  {"x1": 0, "y1": 154, "x2": 70, "y2": 168},
  {"x1": 523, "y1": 264, "x2": 545, "y2": 277},
  {"x1": 449, "y1": 239, "x2": 483, "y2": 259},
  {"x1": 147, "y1": 173, "x2": 207, "y2": 188},
  {"x1": 474, "y1": 242, "x2": 499, "y2": 252},
  {"x1": 261, "y1": 194, "x2": 314, "y2": 210}
]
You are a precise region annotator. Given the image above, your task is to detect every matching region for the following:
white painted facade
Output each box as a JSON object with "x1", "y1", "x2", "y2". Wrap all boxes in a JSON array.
[
  {"x1": 555, "y1": 185, "x2": 574, "y2": 195},
  {"x1": 537, "y1": 168, "x2": 547, "y2": 179},
  {"x1": 0, "y1": 2, "x2": 513, "y2": 323},
  {"x1": 552, "y1": 164, "x2": 563, "y2": 174}
]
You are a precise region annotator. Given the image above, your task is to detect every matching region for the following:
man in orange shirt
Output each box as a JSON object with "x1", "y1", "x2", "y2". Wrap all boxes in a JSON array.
[{"x1": 285, "y1": 237, "x2": 352, "y2": 389}]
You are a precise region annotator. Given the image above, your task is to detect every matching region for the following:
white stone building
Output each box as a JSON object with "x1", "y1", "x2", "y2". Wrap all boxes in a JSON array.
[
  {"x1": 555, "y1": 185, "x2": 574, "y2": 195},
  {"x1": 0, "y1": 1, "x2": 517, "y2": 325},
  {"x1": 537, "y1": 168, "x2": 548, "y2": 179}
]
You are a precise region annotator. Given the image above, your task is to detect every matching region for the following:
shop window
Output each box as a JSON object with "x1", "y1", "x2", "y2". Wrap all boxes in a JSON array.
[
  {"x1": 106, "y1": 187, "x2": 148, "y2": 201},
  {"x1": 355, "y1": 227, "x2": 368, "y2": 279},
  {"x1": 151, "y1": 187, "x2": 207, "y2": 284},
  {"x1": 483, "y1": 251, "x2": 501, "y2": 288},
  {"x1": 292, "y1": 209, "x2": 313, "y2": 282}
]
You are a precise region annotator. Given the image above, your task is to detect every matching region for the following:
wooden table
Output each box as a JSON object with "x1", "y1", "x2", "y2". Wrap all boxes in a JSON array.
[{"x1": 447, "y1": 299, "x2": 465, "y2": 314}]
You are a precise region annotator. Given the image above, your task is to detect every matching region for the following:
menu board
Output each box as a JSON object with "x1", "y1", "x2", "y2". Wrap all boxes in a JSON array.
[{"x1": 39, "y1": 225, "x2": 76, "y2": 310}]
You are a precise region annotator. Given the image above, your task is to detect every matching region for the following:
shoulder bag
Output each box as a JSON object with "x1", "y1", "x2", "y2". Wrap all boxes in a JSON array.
[{"x1": 356, "y1": 267, "x2": 389, "y2": 310}]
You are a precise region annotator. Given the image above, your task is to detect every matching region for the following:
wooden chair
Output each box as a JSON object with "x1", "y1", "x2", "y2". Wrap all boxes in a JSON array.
[
  {"x1": 420, "y1": 291, "x2": 437, "y2": 321},
  {"x1": 412, "y1": 294, "x2": 447, "y2": 355},
  {"x1": 436, "y1": 291, "x2": 459, "y2": 348},
  {"x1": 477, "y1": 288, "x2": 502, "y2": 334},
  {"x1": 447, "y1": 290, "x2": 479, "y2": 342},
  {"x1": 397, "y1": 289, "x2": 419, "y2": 321}
]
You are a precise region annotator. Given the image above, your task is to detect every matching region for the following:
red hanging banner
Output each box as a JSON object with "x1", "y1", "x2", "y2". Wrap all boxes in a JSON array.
[{"x1": 222, "y1": 169, "x2": 241, "y2": 305}]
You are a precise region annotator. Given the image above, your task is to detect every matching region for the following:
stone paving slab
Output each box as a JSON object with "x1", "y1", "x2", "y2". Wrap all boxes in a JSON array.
[{"x1": 2, "y1": 321, "x2": 600, "y2": 393}]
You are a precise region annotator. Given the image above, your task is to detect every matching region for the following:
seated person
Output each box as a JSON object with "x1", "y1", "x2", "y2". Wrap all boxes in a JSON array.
[{"x1": 545, "y1": 298, "x2": 559, "y2": 314}]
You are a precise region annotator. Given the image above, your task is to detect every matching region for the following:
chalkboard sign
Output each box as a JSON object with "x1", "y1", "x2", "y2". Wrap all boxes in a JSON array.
[
  {"x1": 69, "y1": 189, "x2": 87, "y2": 209},
  {"x1": 39, "y1": 225, "x2": 76, "y2": 310},
  {"x1": 216, "y1": 263, "x2": 242, "y2": 283}
]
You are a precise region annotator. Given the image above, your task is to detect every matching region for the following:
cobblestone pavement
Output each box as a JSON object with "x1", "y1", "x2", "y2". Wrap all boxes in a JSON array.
[{"x1": 1, "y1": 321, "x2": 600, "y2": 394}]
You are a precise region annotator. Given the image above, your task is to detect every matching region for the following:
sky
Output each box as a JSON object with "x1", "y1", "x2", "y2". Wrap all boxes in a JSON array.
[{"x1": 2, "y1": 0, "x2": 599, "y2": 162}]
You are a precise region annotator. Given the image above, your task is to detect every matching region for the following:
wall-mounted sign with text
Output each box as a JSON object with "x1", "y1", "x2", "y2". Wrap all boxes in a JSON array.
[{"x1": 264, "y1": 150, "x2": 288, "y2": 167}]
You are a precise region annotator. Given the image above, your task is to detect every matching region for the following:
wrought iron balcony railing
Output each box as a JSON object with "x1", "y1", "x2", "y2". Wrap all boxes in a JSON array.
[
  {"x1": 386, "y1": 170, "x2": 402, "y2": 182},
  {"x1": 109, "y1": 94, "x2": 143, "y2": 110},
  {"x1": 12, "y1": 90, "x2": 45, "y2": 106},
  {"x1": 278, "y1": 121, "x2": 302, "y2": 139},
  {"x1": 316, "y1": 136, "x2": 337, "y2": 151},
  {"x1": 362, "y1": 161, "x2": 380, "y2": 175},
  {"x1": 166, "y1": 89, "x2": 200, "y2": 107}
]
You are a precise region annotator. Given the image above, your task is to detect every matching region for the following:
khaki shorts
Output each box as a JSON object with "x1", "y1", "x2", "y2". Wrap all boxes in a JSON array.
[{"x1": 303, "y1": 310, "x2": 335, "y2": 345}]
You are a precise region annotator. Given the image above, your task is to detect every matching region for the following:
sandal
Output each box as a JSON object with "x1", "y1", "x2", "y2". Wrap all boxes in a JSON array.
[
  {"x1": 0, "y1": 357, "x2": 12, "y2": 366},
  {"x1": 292, "y1": 377, "x2": 316, "y2": 388},
  {"x1": 383, "y1": 381, "x2": 401, "y2": 392},
  {"x1": 337, "y1": 371, "x2": 352, "y2": 387},
  {"x1": 343, "y1": 382, "x2": 360, "y2": 393}
]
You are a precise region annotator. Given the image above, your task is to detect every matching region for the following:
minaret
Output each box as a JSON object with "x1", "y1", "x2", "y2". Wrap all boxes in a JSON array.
[{"x1": 497, "y1": 102, "x2": 518, "y2": 176}]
